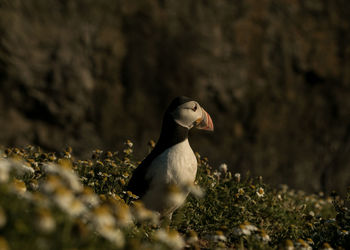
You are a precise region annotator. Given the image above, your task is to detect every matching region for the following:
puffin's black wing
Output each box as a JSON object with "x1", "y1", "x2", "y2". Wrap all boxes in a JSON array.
[{"x1": 126, "y1": 153, "x2": 155, "y2": 198}]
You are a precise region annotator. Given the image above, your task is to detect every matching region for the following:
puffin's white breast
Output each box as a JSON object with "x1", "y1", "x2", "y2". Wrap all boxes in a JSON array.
[{"x1": 142, "y1": 139, "x2": 197, "y2": 216}]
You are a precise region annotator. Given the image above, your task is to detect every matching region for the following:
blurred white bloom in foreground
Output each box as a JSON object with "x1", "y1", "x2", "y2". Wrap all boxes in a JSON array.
[
  {"x1": 80, "y1": 187, "x2": 100, "y2": 208},
  {"x1": 167, "y1": 185, "x2": 187, "y2": 207},
  {"x1": 0, "y1": 158, "x2": 34, "y2": 183},
  {"x1": 12, "y1": 160, "x2": 35, "y2": 176},
  {"x1": 244, "y1": 222, "x2": 258, "y2": 231},
  {"x1": 295, "y1": 239, "x2": 312, "y2": 250},
  {"x1": 219, "y1": 163, "x2": 227, "y2": 174},
  {"x1": 36, "y1": 209, "x2": 56, "y2": 233},
  {"x1": 186, "y1": 183, "x2": 205, "y2": 198},
  {"x1": 91, "y1": 205, "x2": 125, "y2": 247},
  {"x1": 43, "y1": 162, "x2": 82, "y2": 192},
  {"x1": 68, "y1": 199, "x2": 87, "y2": 217},
  {"x1": 186, "y1": 230, "x2": 198, "y2": 245},
  {"x1": 233, "y1": 221, "x2": 258, "y2": 236},
  {"x1": 93, "y1": 205, "x2": 116, "y2": 229},
  {"x1": 99, "y1": 226, "x2": 125, "y2": 248},
  {"x1": 11, "y1": 179, "x2": 27, "y2": 194},
  {"x1": 255, "y1": 230, "x2": 271, "y2": 242},
  {"x1": 155, "y1": 229, "x2": 185, "y2": 250},
  {"x1": 0, "y1": 236, "x2": 9, "y2": 250},
  {"x1": 320, "y1": 242, "x2": 333, "y2": 250},
  {"x1": 284, "y1": 239, "x2": 294, "y2": 250},
  {"x1": 208, "y1": 231, "x2": 227, "y2": 242},
  {"x1": 0, "y1": 206, "x2": 6, "y2": 228},
  {"x1": 53, "y1": 187, "x2": 75, "y2": 213},
  {"x1": 0, "y1": 160, "x2": 10, "y2": 183},
  {"x1": 42, "y1": 175, "x2": 63, "y2": 193},
  {"x1": 131, "y1": 201, "x2": 159, "y2": 224},
  {"x1": 114, "y1": 202, "x2": 133, "y2": 227},
  {"x1": 234, "y1": 225, "x2": 251, "y2": 236}
]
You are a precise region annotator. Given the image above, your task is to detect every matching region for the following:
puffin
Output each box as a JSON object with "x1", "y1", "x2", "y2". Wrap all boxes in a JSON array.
[{"x1": 127, "y1": 96, "x2": 214, "y2": 220}]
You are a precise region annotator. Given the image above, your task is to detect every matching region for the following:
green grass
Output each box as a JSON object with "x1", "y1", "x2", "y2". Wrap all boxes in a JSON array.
[{"x1": 0, "y1": 142, "x2": 349, "y2": 249}]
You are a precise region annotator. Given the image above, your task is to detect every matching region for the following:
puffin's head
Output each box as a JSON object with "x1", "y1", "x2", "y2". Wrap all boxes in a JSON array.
[{"x1": 167, "y1": 96, "x2": 214, "y2": 131}]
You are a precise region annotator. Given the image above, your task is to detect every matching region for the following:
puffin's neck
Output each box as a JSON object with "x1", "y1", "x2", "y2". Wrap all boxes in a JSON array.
[{"x1": 156, "y1": 115, "x2": 189, "y2": 150}]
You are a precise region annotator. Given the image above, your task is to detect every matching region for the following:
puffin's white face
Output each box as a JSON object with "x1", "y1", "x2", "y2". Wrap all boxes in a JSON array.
[{"x1": 171, "y1": 101, "x2": 214, "y2": 131}]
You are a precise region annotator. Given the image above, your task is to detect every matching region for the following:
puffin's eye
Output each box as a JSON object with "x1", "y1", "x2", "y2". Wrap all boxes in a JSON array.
[{"x1": 192, "y1": 105, "x2": 197, "y2": 112}]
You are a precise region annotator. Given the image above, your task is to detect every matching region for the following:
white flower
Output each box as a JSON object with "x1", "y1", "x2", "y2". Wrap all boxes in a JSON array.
[
  {"x1": 219, "y1": 163, "x2": 227, "y2": 174},
  {"x1": 280, "y1": 184, "x2": 288, "y2": 193},
  {"x1": 93, "y1": 205, "x2": 116, "y2": 229},
  {"x1": 0, "y1": 159, "x2": 34, "y2": 179},
  {"x1": 68, "y1": 199, "x2": 87, "y2": 217},
  {"x1": 80, "y1": 187, "x2": 100, "y2": 208},
  {"x1": 284, "y1": 239, "x2": 294, "y2": 250},
  {"x1": 295, "y1": 239, "x2": 312, "y2": 250},
  {"x1": 93, "y1": 207, "x2": 126, "y2": 247},
  {"x1": 233, "y1": 222, "x2": 258, "y2": 236},
  {"x1": 234, "y1": 225, "x2": 251, "y2": 236},
  {"x1": 43, "y1": 163, "x2": 82, "y2": 193},
  {"x1": 256, "y1": 187, "x2": 265, "y2": 197},
  {"x1": 114, "y1": 203, "x2": 133, "y2": 227},
  {"x1": 98, "y1": 226, "x2": 125, "y2": 248},
  {"x1": 306, "y1": 238, "x2": 314, "y2": 246},
  {"x1": 243, "y1": 222, "x2": 258, "y2": 232},
  {"x1": 0, "y1": 158, "x2": 34, "y2": 185},
  {"x1": 0, "y1": 207, "x2": 6, "y2": 228},
  {"x1": 186, "y1": 183, "x2": 205, "y2": 198},
  {"x1": 338, "y1": 229, "x2": 349, "y2": 236},
  {"x1": 167, "y1": 185, "x2": 187, "y2": 207},
  {"x1": 42, "y1": 175, "x2": 63, "y2": 193},
  {"x1": 186, "y1": 230, "x2": 198, "y2": 245},
  {"x1": 131, "y1": 201, "x2": 159, "y2": 224},
  {"x1": 12, "y1": 160, "x2": 35, "y2": 176},
  {"x1": 320, "y1": 243, "x2": 333, "y2": 250},
  {"x1": 209, "y1": 231, "x2": 227, "y2": 242},
  {"x1": 237, "y1": 188, "x2": 245, "y2": 196},
  {"x1": 155, "y1": 229, "x2": 185, "y2": 250},
  {"x1": 36, "y1": 209, "x2": 56, "y2": 233},
  {"x1": 0, "y1": 236, "x2": 9, "y2": 250},
  {"x1": 0, "y1": 160, "x2": 10, "y2": 183},
  {"x1": 53, "y1": 187, "x2": 75, "y2": 213},
  {"x1": 234, "y1": 173, "x2": 241, "y2": 182},
  {"x1": 11, "y1": 179, "x2": 27, "y2": 194},
  {"x1": 213, "y1": 170, "x2": 221, "y2": 179},
  {"x1": 125, "y1": 140, "x2": 133, "y2": 148},
  {"x1": 255, "y1": 230, "x2": 271, "y2": 242}
]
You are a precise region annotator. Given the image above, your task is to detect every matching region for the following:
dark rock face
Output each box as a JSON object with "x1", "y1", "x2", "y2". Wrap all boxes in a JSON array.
[{"x1": 1, "y1": 0, "x2": 350, "y2": 193}]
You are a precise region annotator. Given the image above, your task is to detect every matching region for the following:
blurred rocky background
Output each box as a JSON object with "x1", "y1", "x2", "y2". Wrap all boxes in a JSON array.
[{"x1": 0, "y1": 0, "x2": 350, "y2": 194}]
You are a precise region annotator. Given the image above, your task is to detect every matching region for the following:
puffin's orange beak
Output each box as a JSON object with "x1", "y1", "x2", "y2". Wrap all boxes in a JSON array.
[{"x1": 196, "y1": 107, "x2": 214, "y2": 131}]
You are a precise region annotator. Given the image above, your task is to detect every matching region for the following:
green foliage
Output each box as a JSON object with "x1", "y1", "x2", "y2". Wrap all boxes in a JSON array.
[{"x1": 0, "y1": 143, "x2": 348, "y2": 249}]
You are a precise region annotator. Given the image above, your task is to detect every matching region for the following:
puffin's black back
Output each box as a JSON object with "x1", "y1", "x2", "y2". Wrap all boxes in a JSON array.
[{"x1": 127, "y1": 96, "x2": 192, "y2": 197}]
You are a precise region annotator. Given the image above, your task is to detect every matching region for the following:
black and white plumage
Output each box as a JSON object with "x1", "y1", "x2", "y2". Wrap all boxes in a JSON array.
[{"x1": 127, "y1": 96, "x2": 214, "y2": 219}]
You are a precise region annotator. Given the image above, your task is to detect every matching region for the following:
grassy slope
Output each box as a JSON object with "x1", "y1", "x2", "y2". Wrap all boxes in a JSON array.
[{"x1": 0, "y1": 143, "x2": 349, "y2": 249}]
